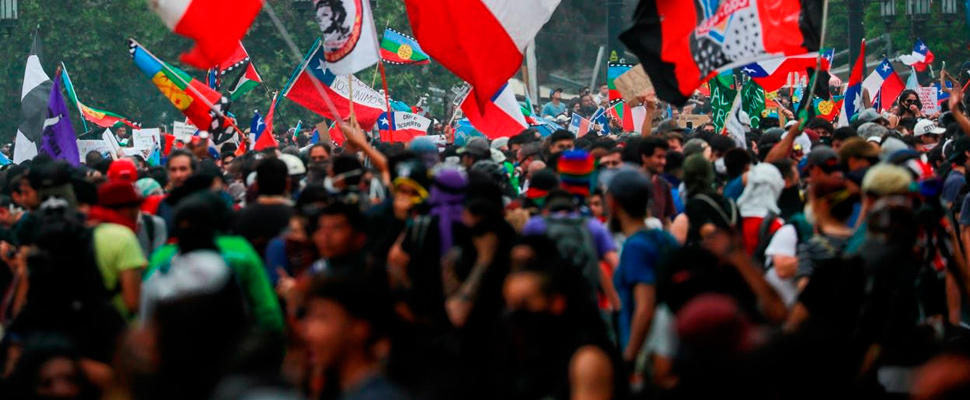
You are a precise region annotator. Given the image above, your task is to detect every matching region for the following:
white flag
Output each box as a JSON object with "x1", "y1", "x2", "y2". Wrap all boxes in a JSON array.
[
  {"x1": 314, "y1": 0, "x2": 380, "y2": 76},
  {"x1": 724, "y1": 91, "x2": 747, "y2": 149}
]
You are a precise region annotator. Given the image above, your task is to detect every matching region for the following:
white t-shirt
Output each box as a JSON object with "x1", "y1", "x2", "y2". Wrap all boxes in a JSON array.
[{"x1": 763, "y1": 225, "x2": 799, "y2": 307}]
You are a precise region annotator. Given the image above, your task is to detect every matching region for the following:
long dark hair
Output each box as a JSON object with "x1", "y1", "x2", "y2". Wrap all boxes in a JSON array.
[
  {"x1": 895, "y1": 89, "x2": 921, "y2": 116},
  {"x1": 316, "y1": 0, "x2": 350, "y2": 36}
]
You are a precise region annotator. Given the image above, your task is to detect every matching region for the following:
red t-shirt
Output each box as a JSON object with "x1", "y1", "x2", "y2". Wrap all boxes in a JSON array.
[{"x1": 742, "y1": 216, "x2": 783, "y2": 257}]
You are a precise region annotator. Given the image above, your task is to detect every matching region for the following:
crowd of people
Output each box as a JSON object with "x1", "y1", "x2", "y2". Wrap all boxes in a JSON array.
[{"x1": 3, "y1": 69, "x2": 970, "y2": 400}]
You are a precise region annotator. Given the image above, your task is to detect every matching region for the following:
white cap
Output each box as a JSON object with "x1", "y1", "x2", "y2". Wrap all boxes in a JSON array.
[
  {"x1": 913, "y1": 119, "x2": 945, "y2": 137},
  {"x1": 278, "y1": 154, "x2": 307, "y2": 176},
  {"x1": 785, "y1": 120, "x2": 798, "y2": 128}
]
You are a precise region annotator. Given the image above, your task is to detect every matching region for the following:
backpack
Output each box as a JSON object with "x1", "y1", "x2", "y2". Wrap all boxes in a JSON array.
[
  {"x1": 141, "y1": 213, "x2": 156, "y2": 247},
  {"x1": 544, "y1": 216, "x2": 601, "y2": 299},
  {"x1": 752, "y1": 211, "x2": 781, "y2": 269}
]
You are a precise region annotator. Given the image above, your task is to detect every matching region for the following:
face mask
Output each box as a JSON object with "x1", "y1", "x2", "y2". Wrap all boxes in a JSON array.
[
  {"x1": 714, "y1": 158, "x2": 727, "y2": 175},
  {"x1": 923, "y1": 142, "x2": 937, "y2": 151},
  {"x1": 803, "y1": 202, "x2": 816, "y2": 226},
  {"x1": 820, "y1": 136, "x2": 833, "y2": 147}
]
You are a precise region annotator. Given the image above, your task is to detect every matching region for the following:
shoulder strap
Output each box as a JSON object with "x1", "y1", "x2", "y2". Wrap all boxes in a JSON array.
[
  {"x1": 695, "y1": 194, "x2": 738, "y2": 227},
  {"x1": 141, "y1": 213, "x2": 155, "y2": 246}
]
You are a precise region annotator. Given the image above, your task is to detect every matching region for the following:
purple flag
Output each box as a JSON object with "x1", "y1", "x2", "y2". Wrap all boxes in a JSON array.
[{"x1": 39, "y1": 71, "x2": 80, "y2": 166}]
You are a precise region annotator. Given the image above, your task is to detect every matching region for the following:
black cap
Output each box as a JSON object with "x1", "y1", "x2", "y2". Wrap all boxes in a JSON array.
[
  {"x1": 949, "y1": 136, "x2": 970, "y2": 162},
  {"x1": 805, "y1": 146, "x2": 840, "y2": 174}
]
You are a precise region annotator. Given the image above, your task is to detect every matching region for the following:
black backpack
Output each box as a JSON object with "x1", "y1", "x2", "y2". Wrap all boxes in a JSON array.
[{"x1": 752, "y1": 211, "x2": 781, "y2": 269}]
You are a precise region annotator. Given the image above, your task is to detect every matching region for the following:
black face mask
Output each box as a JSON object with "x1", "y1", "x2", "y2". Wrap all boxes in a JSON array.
[{"x1": 820, "y1": 136, "x2": 833, "y2": 147}]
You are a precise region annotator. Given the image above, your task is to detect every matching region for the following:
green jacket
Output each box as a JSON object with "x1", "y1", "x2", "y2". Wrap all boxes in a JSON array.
[{"x1": 144, "y1": 236, "x2": 284, "y2": 335}]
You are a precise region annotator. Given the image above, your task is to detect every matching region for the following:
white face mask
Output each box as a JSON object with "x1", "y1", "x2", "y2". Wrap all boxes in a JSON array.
[{"x1": 923, "y1": 142, "x2": 937, "y2": 151}]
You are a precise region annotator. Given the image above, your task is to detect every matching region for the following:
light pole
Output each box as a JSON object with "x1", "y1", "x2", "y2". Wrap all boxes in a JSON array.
[{"x1": 0, "y1": 0, "x2": 18, "y2": 37}]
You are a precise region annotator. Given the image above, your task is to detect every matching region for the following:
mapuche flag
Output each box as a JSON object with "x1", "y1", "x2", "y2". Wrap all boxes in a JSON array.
[
  {"x1": 61, "y1": 63, "x2": 140, "y2": 130},
  {"x1": 129, "y1": 40, "x2": 229, "y2": 133},
  {"x1": 620, "y1": 0, "x2": 824, "y2": 106},
  {"x1": 282, "y1": 40, "x2": 387, "y2": 130},
  {"x1": 380, "y1": 28, "x2": 431, "y2": 65},
  {"x1": 39, "y1": 71, "x2": 81, "y2": 166},
  {"x1": 607, "y1": 64, "x2": 633, "y2": 102},
  {"x1": 148, "y1": 0, "x2": 262, "y2": 69}
]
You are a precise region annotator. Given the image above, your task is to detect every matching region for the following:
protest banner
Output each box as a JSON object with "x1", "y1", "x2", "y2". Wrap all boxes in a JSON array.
[
  {"x1": 102, "y1": 129, "x2": 122, "y2": 160},
  {"x1": 133, "y1": 128, "x2": 161, "y2": 161},
  {"x1": 676, "y1": 114, "x2": 711, "y2": 129},
  {"x1": 172, "y1": 121, "x2": 197, "y2": 142},
  {"x1": 613, "y1": 64, "x2": 655, "y2": 106},
  {"x1": 76, "y1": 140, "x2": 114, "y2": 163},
  {"x1": 917, "y1": 86, "x2": 939, "y2": 115}
]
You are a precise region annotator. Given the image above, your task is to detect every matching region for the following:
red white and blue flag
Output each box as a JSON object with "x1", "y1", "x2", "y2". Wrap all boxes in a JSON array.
[
  {"x1": 740, "y1": 52, "x2": 832, "y2": 93},
  {"x1": 863, "y1": 57, "x2": 905, "y2": 112},
  {"x1": 568, "y1": 114, "x2": 591, "y2": 138},
  {"x1": 377, "y1": 111, "x2": 431, "y2": 143},
  {"x1": 282, "y1": 40, "x2": 387, "y2": 130},
  {"x1": 898, "y1": 38, "x2": 935, "y2": 72},
  {"x1": 838, "y1": 40, "x2": 865, "y2": 127},
  {"x1": 933, "y1": 81, "x2": 953, "y2": 105},
  {"x1": 461, "y1": 82, "x2": 527, "y2": 139}
]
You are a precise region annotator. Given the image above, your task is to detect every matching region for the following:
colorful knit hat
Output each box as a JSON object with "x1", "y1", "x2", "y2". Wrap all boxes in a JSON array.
[{"x1": 557, "y1": 150, "x2": 595, "y2": 197}]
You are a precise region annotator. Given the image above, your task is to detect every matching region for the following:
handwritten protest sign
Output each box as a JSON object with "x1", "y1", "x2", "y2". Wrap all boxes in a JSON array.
[
  {"x1": 917, "y1": 86, "x2": 939, "y2": 115},
  {"x1": 614, "y1": 64, "x2": 655, "y2": 106},
  {"x1": 172, "y1": 121, "x2": 197, "y2": 142},
  {"x1": 77, "y1": 140, "x2": 113, "y2": 163},
  {"x1": 132, "y1": 128, "x2": 161, "y2": 161}
]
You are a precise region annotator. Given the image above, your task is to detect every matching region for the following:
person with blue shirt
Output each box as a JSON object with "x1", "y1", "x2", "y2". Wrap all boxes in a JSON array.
[
  {"x1": 541, "y1": 88, "x2": 567, "y2": 118},
  {"x1": 607, "y1": 170, "x2": 679, "y2": 368}
]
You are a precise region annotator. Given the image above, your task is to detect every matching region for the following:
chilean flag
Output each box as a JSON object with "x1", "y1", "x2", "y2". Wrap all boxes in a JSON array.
[
  {"x1": 934, "y1": 81, "x2": 953, "y2": 105},
  {"x1": 405, "y1": 0, "x2": 561, "y2": 111},
  {"x1": 898, "y1": 38, "x2": 935, "y2": 72},
  {"x1": 461, "y1": 83, "x2": 528, "y2": 139},
  {"x1": 838, "y1": 40, "x2": 865, "y2": 127},
  {"x1": 149, "y1": 0, "x2": 262, "y2": 69},
  {"x1": 283, "y1": 40, "x2": 387, "y2": 130},
  {"x1": 254, "y1": 93, "x2": 279, "y2": 151},
  {"x1": 568, "y1": 114, "x2": 591, "y2": 138},
  {"x1": 862, "y1": 58, "x2": 905, "y2": 112},
  {"x1": 378, "y1": 111, "x2": 431, "y2": 143},
  {"x1": 740, "y1": 52, "x2": 832, "y2": 93}
]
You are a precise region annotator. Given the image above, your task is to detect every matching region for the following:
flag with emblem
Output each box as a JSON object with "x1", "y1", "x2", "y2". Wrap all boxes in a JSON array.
[
  {"x1": 148, "y1": 0, "x2": 262, "y2": 69},
  {"x1": 61, "y1": 63, "x2": 139, "y2": 130},
  {"x1": 608, "y1": 63, "x2": 633, "y2": 101},
  {"x1": 899, "y1": 38, "x2": 935, "y2": 72},
  {"x1": 933, "y1": 81, "x2": 952, "y2": 105},
  {"x1": 862, "y1": 57, "x2": 905, "y2": 112},
  {"x1": 378, "y1": 111, "x2": 431, "y2": 142},
  {"x1": 249, "y1": 110, "x2": 265, "y2": 142},
  {"x1": 254, "y1": 94, "x2": 280, "y2": 151},
  {"x1": 380, "y1": 28, "x2": 430, "y2": 65},
  {"x1": 813, "y1": 98, "x2": 842, "y2": 122},
  {"x1": 741, "y1": 80, "x2": 765, "y2": 129},
  {"x1": 315, "y1": 0, "x2": 380, "y2": 75},
  {"x1": 739, "y1": 52, "x2": 831, "y2": 93},
  {"x1": 568, "y1": 114, "x2": 592, "y2": 137},
  {"x1": 282, "y1": 40, "x2": 387, "y2": 130},
  {"x1": 39, "y1": 70, "x2": 81, "y2": 166},
  {"x1": 620, "y1": 0, "x2": 824, "y2": 106},
  {"x1": 129, "y1": 40, "x2": 228, "y2": 132}
]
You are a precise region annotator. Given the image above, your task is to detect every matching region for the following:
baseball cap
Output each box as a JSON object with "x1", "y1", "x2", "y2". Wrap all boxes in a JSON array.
[
  {"x1": 490, "y1": 137, "x2": 510, "y2": 150},
  {"x1": 107, "y1": 159, "x2": 139, "y2": 182},
  {"x1": 913, "y1": 119, "x2": 946, "y2": 137},
  {"x1": 805, "y1": 146, "x2": 840, "y2": 173},
  {"x1": 854, "y1": 108, "x2": 888, "y2": 124},
  {"x1": 458, "y1": 137, "x2": 490, "y2": 158},
  {"x1": 278, "y1": 154, "x2": 307, "y2": 176},
  {"x1": 948, "y1": 136, "x2": 970, "y2": 162},
  {"x1": 682, "y1": 139, "x2": 709, "y2": 158}
]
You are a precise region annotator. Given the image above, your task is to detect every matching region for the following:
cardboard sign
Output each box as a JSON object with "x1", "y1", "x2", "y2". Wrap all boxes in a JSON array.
[
  {"x1": 132, "y1": 128, "x2": 161, "y2": 161},
  {"x1": 76, "y1": 140, "x2": 113, "y2": 163},
  {"x1": 172, "y1": 121, "x2": 197, "y2": 142},
  {"x1": 101, "y1": 129, "x2": 121, "y2": 160},
  {"x1": 676, "y1": 114, "x2": 711, "y2": 129},
  {"x1": 917, "y1": 86, "x2": 939, "y2": 115},
  {"x1": 614, "y1": 64, "x2": 655, "y2": 106}
]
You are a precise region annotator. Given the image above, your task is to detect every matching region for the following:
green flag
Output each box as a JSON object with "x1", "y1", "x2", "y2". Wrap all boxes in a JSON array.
[
  {"x1": 710, "y1": 74, "x2": 737, "y2": 134},
  {"x1": 741, "y1": 80, "x2": 766, "y2": 129}
]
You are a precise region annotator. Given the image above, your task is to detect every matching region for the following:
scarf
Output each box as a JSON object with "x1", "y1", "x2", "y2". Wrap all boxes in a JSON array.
[{"x1": 737, "y1": 163, "x2": 785, "y2": 218}]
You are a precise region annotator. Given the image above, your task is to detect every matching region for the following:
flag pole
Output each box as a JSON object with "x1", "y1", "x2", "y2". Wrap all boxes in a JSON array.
[
  {"x1": 799, "y1": 0, "x2": 830, "y2": 128},
  {"x1": 60, "y1": 63, "x2": 90, "y2": 133},
  {"x1": 367, "y1": 8, "x2": 394, "y2": 137}
]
